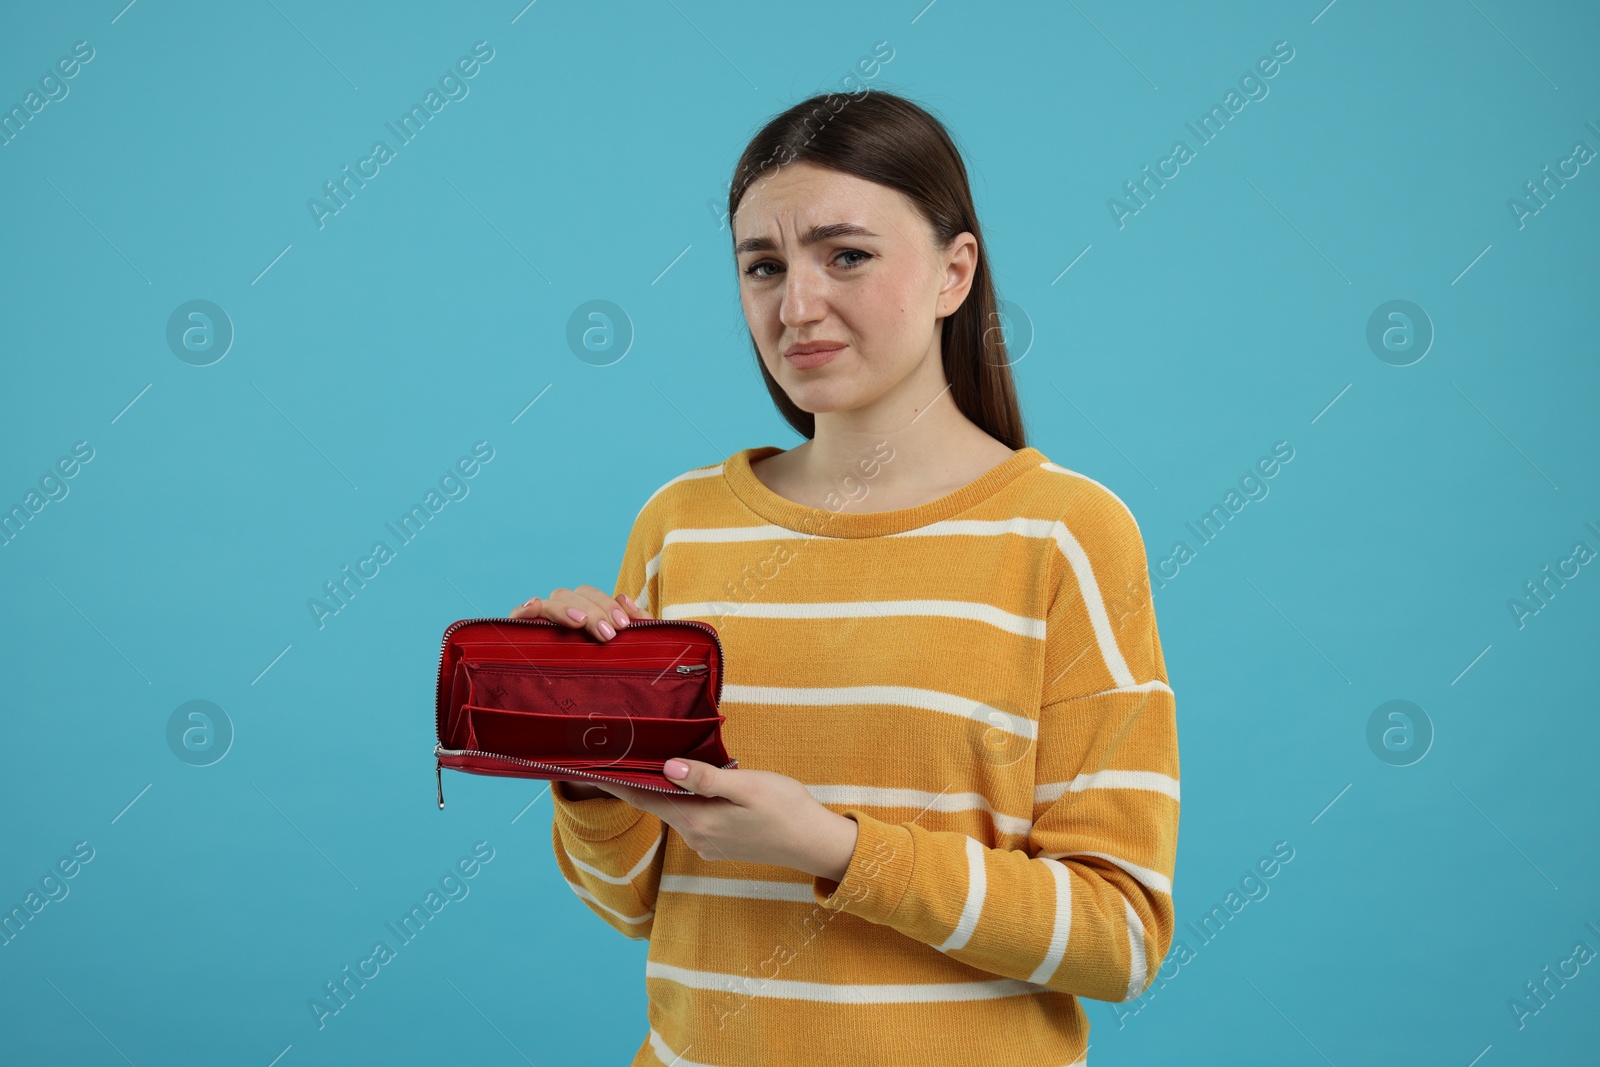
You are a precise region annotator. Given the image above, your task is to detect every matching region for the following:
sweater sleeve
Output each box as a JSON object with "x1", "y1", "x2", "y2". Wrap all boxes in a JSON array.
[
  {"x1": 549, "y1": 488, "x2": 671, "y2": 941},
  {"x1": 810, "y1": 492, "x2": 1180, "y2": 1002}
]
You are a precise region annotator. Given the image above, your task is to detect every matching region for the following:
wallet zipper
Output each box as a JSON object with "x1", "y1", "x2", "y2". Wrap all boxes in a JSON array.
[
  {"x1": 434, "y1": 741, "x2": 739, "y2": 807},
  {"x1": 434, "y1": 617, "x2": 726, "y2": 809}
]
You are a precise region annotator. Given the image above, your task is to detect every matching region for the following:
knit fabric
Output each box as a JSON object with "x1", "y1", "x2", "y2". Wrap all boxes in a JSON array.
[{"x1": 550, "y1": 443, "x2": 1180, "y2": 1067}]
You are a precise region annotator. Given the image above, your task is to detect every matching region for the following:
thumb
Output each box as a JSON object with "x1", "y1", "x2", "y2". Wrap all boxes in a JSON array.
[{"x1": 662, "y1": 757, "x2": 729, "y2": 795}]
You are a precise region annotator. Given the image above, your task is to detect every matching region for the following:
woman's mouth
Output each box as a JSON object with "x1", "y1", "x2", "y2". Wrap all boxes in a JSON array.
[{"x1": 784, "y1": 344, "x2": 845, "y2": 369}]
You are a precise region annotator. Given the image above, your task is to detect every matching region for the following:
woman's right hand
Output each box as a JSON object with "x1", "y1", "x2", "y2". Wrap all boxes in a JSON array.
[
  {"x1": 509, "y1": 585, "x2": 653, "y2": 802},
  {"x1": 508, "y1": 583, "x2": 652, "y2": 642}
]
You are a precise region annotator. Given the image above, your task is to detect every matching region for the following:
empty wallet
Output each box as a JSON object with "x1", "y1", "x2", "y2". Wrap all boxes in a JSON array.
[{"x1": 432, "y1": 616, "x2": 736, "y2": 808}]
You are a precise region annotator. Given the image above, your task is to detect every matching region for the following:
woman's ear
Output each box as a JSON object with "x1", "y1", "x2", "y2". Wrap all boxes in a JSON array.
[{"x1": 938, "y1": 232, "x2": 979, "y2": 317}]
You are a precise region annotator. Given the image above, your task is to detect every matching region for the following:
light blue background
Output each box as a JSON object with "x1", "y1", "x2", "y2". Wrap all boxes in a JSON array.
[{"x1": 2, "y1": 1, "x2": 1597, "y2": 1064}]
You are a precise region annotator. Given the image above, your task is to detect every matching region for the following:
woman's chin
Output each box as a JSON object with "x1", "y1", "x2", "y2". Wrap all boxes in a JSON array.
[{"x1": 785, "y1": 386, "x2": 859, "y2": 414}]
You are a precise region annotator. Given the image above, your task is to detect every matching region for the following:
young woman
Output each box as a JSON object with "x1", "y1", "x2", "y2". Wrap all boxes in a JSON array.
[{"x1": 511, "y1": 90, "x2": 1179, "y2": 1067}]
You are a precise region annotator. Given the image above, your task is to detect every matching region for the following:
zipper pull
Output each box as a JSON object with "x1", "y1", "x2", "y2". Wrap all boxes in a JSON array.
[
  {"x1": 676, "y1": 663, "x2": 709, "y2": 674},
  {"x1": 436, "y1": 760, "x2": 445, "y2": 809}
]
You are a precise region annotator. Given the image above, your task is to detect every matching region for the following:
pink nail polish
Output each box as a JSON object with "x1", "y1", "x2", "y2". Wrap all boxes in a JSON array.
[
  {"x1": 612, "y1": 609, "x2": 629, "y2": 629},
  {"x1": 566, "y1": 607, "x2": 587, "y2": 624},
  {"x1": 598, "y1": 620, "x2": 615, "y2": 639}
]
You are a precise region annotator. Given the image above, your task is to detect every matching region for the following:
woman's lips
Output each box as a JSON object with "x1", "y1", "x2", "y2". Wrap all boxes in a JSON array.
[{"x1": 784, "y1": 345, "x2": 844, "y2": 369}]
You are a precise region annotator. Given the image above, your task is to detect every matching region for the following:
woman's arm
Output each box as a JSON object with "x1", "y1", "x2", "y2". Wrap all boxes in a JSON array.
[
  {"x1": 550, "y1": 780, "x2": 668, "y2": 941},
  {"x1": 811, "y1": 683, "x2": 1179, "y2": 1002},
  {"x1": 812, "y1": 497, "x2": 1180, "y2": 1003}
]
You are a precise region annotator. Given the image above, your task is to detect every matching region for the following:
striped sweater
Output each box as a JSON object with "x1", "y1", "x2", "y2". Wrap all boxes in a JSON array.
[{"x1": 550, "y1": 443, "x2": 1180, "y2": 1067}]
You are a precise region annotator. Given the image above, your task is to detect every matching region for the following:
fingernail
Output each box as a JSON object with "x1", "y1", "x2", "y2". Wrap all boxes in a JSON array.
[
  {"x1": 566, "y1": 607, "x2": 587, "y2": 624},
  {"x1": 598, "y1": 620, "x2": 615, "y2": 639},
  {"x1": 612, "y1": 609, "x2": 629, "y2": 629},
  {"x1": 664, "y1": 759, "x2": 688, "y2": 779}
]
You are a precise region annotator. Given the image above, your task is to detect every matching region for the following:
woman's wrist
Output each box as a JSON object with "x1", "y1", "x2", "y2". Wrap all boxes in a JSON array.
[{"x1": 811, "y1": 810, "x2": 860, "y2": 882}]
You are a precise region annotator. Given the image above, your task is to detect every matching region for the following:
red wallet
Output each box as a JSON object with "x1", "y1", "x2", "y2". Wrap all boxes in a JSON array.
[{"x1": 432, "y1": 616, "x2": 736, "y2": 808}]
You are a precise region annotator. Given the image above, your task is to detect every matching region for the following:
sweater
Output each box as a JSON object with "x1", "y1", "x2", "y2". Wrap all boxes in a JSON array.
[{"x1": 549, "y1": 442, "x2": 1180, "y2": 1067}]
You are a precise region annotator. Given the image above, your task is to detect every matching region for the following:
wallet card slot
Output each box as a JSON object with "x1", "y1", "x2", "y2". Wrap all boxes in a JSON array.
[
  {"x1": 462, "y1": 663, "x2": 711, "y2": 721},
  {"x1": 463, "y1": 706, "x2": 724, "y2": 764},
  {"x1": 538, "y1": 757, "x2": 682, "y2": 769}
]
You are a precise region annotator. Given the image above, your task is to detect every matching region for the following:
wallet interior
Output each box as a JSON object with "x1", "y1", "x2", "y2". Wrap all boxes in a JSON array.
[{"x1": 445, "y1": 657, "x2": 725, "y2": 768}]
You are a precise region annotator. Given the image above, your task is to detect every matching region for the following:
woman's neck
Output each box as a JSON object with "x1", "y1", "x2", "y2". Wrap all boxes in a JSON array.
[{"x1": 755, "y1": 383, "x2": 1016, "y2": 513}]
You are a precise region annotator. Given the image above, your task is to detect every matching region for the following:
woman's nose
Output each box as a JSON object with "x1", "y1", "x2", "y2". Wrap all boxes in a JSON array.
[{"x1": 780, "y1": 268, "x2": 826, "y2": 325}]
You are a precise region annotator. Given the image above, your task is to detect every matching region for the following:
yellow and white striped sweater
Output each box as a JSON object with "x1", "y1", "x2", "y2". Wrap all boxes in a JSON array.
[{"x1": 550, "y1": 443, "x2": 1180, "y2": 1067}]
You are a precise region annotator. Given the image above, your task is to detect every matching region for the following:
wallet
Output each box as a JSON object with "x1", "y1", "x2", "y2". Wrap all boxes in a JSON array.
[{"x1": 432, "y1": 615, "x2": 736, "y2": 808}]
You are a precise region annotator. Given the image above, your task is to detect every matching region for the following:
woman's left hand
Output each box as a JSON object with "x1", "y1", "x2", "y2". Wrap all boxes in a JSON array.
[{"x1": 589, "y1": 760, "x2": 859, "y2": 881}]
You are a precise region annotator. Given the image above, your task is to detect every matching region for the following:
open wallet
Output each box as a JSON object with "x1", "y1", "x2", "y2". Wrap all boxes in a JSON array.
[{"x1": 432, "y1": 616, "x2": 737, "y2": 808}]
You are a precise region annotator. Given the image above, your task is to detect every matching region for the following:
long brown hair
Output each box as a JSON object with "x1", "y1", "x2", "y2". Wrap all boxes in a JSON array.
[{"x1": 726, "y1": 89, "x2": 1027, "y2": 449}]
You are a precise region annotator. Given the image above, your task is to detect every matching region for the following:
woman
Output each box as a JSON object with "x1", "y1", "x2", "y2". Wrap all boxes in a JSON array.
[{"x1": 512, "y1": 90, "x2": 1179, "y2": 1067}]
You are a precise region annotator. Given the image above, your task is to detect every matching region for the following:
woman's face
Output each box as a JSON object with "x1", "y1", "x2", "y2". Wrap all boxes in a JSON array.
[{"x1": 732, "y1": 161, "x2": 976, "y2": 419}]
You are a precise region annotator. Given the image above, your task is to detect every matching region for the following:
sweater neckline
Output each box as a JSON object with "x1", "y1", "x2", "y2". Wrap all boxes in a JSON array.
[{"x1": 723, "y1": 444, "x2": 1047, "y2": 538}]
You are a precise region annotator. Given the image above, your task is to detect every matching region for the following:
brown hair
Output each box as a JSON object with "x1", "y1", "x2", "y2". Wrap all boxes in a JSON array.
[{"x1": 726, "y1": 89, "x2": 1027, "y2": 449}]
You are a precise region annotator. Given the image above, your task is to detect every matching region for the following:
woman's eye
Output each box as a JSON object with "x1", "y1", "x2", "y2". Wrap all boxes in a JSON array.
[{"x1": 742, "y1": 250, "x2": 872, "y2": 278}]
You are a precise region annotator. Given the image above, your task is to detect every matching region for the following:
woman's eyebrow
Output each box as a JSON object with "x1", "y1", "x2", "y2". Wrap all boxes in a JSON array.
[{"x1": 734, "y1": 222, "x2": 881, "y2": 255}]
